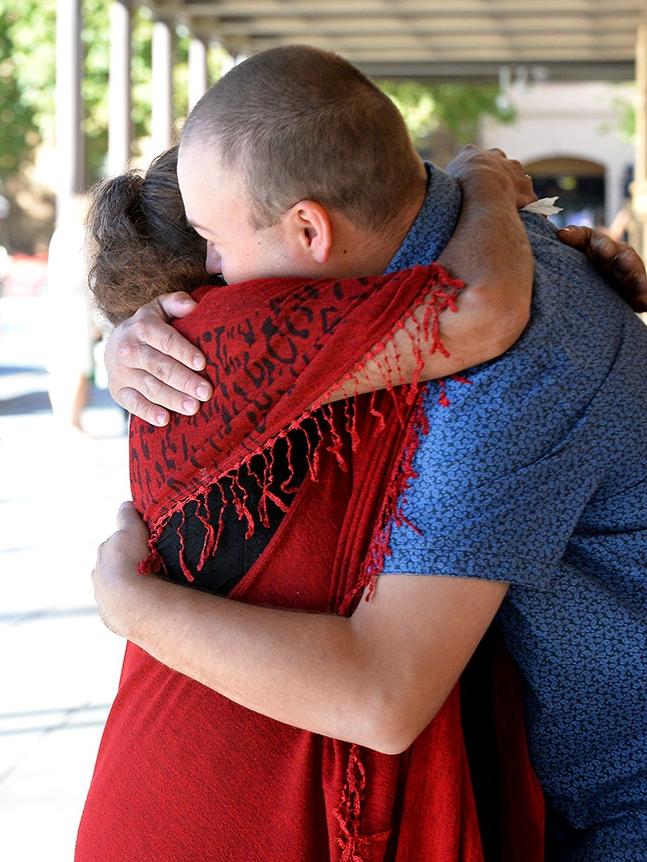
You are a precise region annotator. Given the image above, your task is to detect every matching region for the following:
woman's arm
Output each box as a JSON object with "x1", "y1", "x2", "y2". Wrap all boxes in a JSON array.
[{"x1": 325, "y1": 147, "x2": 535, "y2": 403}]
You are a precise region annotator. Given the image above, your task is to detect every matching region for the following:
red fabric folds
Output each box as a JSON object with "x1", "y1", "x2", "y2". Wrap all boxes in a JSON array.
[{"x1": 76, "y1": 266, "x2": 544, "y2": 861}]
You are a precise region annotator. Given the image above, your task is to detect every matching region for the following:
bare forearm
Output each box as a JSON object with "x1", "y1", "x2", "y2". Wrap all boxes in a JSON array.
[
  {"x1": 325, "y1": 179, "x2": 532, "y2": 404},
  {"x1": 439, "y1": 177, "x2": 532, "y2": 333},
  {"x1": 95, "y1": 505, "x2": 510, "y2": 756},
  {"x1": 124, "y1": 575, "x2": 393, "y2": 750}
]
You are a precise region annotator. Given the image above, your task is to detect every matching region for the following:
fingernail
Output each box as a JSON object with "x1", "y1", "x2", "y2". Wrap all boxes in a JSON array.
[
  {"x1": 196, "y1": 384, "x2": 211, "y2": 400},
  {"x1": 155, "y1": 413, "x2": 168, "y2": 426},
  {"x1": 183, "y1": 398, "x2": 198, "y2": 413},
  {"x1": 193, "y1": 355, "x2": 205, "y2": 370}
]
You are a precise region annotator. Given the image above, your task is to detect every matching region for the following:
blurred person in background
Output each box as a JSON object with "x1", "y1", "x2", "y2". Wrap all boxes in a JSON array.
[{"x1": 45, "y1": 194, "x2": 97, "y2": 435}]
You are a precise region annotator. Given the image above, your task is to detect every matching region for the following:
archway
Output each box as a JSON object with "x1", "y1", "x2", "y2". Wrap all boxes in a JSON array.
[{"x1": 525, "y1": 156, "x2": 606, "y2": 228}]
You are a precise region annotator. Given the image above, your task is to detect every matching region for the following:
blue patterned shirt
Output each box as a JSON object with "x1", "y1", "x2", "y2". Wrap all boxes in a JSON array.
[{"x1": 384, "y1": 166, "x2": 647, "y2": 861}]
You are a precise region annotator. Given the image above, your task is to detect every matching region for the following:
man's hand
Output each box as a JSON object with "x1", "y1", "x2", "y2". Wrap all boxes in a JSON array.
[
  {"x1": 105, "y1": 291, "x2": 213, "y2": 426},
  {"x1": 92, "y1": 501, "x2": 510, "y2": 753},
  {"x1": 558, "y1": 225, "x2": 647, "y2": 313},
  {"x1": 92, "y1": 501, "x2": 151, "y2": 638}
]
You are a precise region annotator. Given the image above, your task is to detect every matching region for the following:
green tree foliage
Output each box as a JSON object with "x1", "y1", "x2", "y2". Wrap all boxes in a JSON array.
[
  {"x1": 0, "y1": 2, "x2": 48, "y2": 177},
  {"x1": 379, "y1": 80, "x2": 515, "y2": 150},
  {"x1": 612, "y1": 93, "x2": 635, "y2": 143},
  {"x1": 0, "y1": 1, "x2": 512, "y2": 183}
]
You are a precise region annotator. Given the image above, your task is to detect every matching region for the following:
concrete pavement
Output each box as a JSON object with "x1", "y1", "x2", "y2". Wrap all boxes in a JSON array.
[{"x1": 1, "y1": 295, "x2": 130, "y2": 861}]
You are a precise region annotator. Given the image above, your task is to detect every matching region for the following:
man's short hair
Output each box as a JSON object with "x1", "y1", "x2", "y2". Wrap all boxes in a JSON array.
[{"x1": 182, "y1": 45, "x2": 424, "y2": 233}]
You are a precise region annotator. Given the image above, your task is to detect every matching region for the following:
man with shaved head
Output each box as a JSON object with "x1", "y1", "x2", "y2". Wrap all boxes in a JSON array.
[{"x1": 80, "y1": 46, "x2": 647, "y2": 861}]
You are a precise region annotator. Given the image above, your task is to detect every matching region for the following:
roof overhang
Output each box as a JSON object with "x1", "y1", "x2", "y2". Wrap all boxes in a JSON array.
[{"x1": 149, "y1": 0, "x2": 645, "y2": 82}]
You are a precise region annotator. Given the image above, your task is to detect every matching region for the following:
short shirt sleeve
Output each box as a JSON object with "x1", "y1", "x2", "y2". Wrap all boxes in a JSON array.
[{"x1": 382, "y1": 325, "x2": 604, "y2": 590}]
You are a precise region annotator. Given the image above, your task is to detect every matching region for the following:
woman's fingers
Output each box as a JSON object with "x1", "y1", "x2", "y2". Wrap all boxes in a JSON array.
[{"x1": 610, "y1": 249, "x2": 647, "y2": 312}]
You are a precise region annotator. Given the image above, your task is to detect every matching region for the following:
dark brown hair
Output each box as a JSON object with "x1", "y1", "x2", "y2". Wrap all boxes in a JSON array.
[
  {"x1": 87, "y1": 146, "x2": 218, "y2": 325},
  {"x1": 182, "y1": 45, "x2": 425, "y2": 233}
]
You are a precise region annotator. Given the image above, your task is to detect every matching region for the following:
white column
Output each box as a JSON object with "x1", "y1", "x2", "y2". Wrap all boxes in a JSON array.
[
  {"x1": 188, "y1": 35, "x2": 209, "y2": 110},
  {"x1": 605, "y1": 161, "x2": 624, "y2": 229},
  {"x1": 151, "y1": 18, "x2": 175, "y2": 152},
  {"x1": 107, "y1": 0, "x2": 132, "y2": 175},
  {"x1": 633, "y1": 25, "x2": 647, "y2": 254},
  {"x1": 55, "y1": 0, "x2": 84, "y2": 222}
]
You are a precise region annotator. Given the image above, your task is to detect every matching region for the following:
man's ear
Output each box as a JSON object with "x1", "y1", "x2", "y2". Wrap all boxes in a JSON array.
[{"x1": 286, "y1": 200, "x2": 333, "y2": 264}]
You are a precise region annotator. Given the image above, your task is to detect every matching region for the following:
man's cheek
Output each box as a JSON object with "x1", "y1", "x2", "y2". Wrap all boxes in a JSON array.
[{"x1": 205, "y1": 245, "x2": 223, "y2": 275}]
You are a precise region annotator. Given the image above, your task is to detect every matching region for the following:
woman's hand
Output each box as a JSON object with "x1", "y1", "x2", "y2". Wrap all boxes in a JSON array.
[{"x1": 92, "y1": 502, "x2": 152, "y2": 639}]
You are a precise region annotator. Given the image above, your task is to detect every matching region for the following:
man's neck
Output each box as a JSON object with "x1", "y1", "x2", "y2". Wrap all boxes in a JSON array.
[{"x1": 327, "y1": 174, "x2": 428, "y2": 278}]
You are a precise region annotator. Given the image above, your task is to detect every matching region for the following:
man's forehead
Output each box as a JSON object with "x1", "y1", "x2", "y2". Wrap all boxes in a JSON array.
[
  {"x1": 178, "y1": 142, "x2": 235, "y2": 195},
  {"x1": 178, "y1": 141, "x2": 208, "y2": 181},
  {"x1": 178, "y1": 146, "x2": 250, "y2": 233},
  {"x1": 177, "y1": 143, "x2": 219, "y2": 221}
]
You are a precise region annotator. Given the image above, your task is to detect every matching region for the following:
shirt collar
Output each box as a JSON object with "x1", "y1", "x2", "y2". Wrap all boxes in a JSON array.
[{"x1": 386, "y1": 163, "x2": 463, "y2": 273}]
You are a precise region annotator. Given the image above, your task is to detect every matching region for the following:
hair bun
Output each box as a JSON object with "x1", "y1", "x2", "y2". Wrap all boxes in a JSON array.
[
  {"x1": 86, "y1": 151, "x2": 209, "y2": 325},
  {"x1": 88, "y1": 171, "x2": 148, "y2": 250}
]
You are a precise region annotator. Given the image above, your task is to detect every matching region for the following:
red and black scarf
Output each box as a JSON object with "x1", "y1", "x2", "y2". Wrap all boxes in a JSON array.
[{"x1": 124, "y1": 265, "x2": 544, "y2": 861}]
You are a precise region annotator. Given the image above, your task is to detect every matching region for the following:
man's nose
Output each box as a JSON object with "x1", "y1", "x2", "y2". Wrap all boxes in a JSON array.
[{"x1": 205, "y1": 243, "x2": 222, "y2": 275}]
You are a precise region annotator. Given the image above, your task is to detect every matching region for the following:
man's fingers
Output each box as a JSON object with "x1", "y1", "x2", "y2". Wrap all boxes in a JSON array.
[
  {"x1": 116, "y1": 500, "x2": 149, "y2": 532},
  {"x1": 157, "y1": 291, "x2": 199, "y2": 320},
  {"x1": 130, "y1": 312, "x2": 207, "y2": 372},
  {"x1": 104, "y1": 292, "x2": 211, "y2": 420},
  {"x1": 116, "y1": 501, "x2": 137, "y2": 530},
  {"x1": 126, "y1": 365, "x2": 209, "y2": 414},
  {"x1": 118, "y1": 387, "x2": 171, "y2": 426},
  {"x1": 117, "y1": 364, "x2": 208, "y2": 421},
  {"x1": 128, "y1": 344, "x2": 212, "y2": 403}
]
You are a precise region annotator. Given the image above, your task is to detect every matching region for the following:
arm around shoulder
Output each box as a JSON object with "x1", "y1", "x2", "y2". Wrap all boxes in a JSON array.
[{"x1": 327, "y1": 163, "x2": 533, "y2": 404}]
